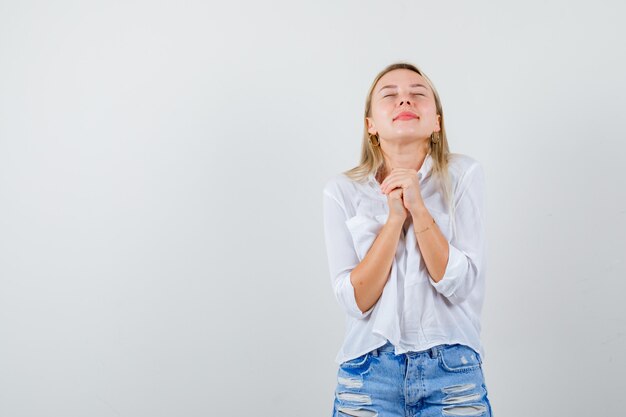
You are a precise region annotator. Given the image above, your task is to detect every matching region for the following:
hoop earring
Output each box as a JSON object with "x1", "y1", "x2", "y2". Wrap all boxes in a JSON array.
[
  {"x1": 369, "y1": 133, "x2": 380, "y2": 147},
  {"x1": 430, "y1": 131, "x2": 440, "y2": 144}
]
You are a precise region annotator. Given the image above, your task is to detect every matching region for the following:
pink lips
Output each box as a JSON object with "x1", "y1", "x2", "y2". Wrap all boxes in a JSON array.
[{"x1": 394, "y1": 111, "x2": 419, "y2": 121}]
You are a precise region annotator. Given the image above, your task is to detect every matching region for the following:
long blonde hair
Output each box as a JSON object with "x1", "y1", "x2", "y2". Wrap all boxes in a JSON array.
[{"x1": 343, "y1": 62, "x2": 457, "y2": 237}]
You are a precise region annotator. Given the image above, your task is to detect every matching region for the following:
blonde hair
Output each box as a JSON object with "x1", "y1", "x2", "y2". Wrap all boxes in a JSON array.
[{"x1": 343, "y1": 62, "x2": 457, "y2": 238}]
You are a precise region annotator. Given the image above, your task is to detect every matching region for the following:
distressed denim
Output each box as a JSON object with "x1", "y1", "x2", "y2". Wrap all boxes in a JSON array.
[{"x1": 332, "y1": 341, "x2": 493, "y2": 417}]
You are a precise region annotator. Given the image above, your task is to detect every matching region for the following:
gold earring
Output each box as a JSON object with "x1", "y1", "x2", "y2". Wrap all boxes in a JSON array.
[
  {"x1": 431, "y1": 131, "x2": 440, "y2": 144},
  {"x1": 369, "y1": 133, "x2": 380, "y2": 147}
]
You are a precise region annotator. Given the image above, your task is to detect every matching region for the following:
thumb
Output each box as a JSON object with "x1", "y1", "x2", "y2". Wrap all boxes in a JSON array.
[{"x1": 389, "y1": 188, "x2": 403, "y2": 199}]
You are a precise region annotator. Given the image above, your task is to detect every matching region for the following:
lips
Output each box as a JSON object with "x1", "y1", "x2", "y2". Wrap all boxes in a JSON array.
[{"x1": 393, "y1": 111, "x2": 419, "y2": 121}]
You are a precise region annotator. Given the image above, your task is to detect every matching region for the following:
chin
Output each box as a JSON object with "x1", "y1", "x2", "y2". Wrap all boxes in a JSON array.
[{"x1": 387, "y1": 132, "x2": 426, "y2": 142}]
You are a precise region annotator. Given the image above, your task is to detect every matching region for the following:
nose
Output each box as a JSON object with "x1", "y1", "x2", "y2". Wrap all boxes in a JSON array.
[{"x1": 397, "y1": 90, "x2": 415, "y2": 107}]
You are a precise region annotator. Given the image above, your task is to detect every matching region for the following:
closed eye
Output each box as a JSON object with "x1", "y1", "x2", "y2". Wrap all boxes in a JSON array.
[{"x1": 383, "y1": 93, "x2": 425, "y2": 98}]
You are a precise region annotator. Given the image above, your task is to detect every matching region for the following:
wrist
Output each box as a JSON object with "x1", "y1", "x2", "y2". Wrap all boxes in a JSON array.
[
  {"x1": 385, "y1": 216, "x2": 406, "y2": 229},
  {"x1": 409, "y1": 205, "x2": 429, "y2": 219}
]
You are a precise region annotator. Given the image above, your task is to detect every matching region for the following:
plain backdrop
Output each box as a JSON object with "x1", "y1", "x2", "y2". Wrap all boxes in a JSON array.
[{"x1": 1, "y1": 0, "x2": 625, "y2": 416}]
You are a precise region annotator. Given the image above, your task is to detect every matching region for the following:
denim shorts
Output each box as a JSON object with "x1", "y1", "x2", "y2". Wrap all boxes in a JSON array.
[{"x1": 332, "y1": 341, "x2": 493, "y2": 417}]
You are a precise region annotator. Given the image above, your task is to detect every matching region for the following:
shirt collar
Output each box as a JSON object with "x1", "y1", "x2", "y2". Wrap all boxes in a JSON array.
[{"x1": 417, "y1": 151, "x2": 434, "y2": 181}]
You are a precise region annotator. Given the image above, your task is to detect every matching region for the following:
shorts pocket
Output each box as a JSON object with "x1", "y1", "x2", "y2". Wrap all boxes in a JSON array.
[
  {"x1": 340, "y1": 352, "x2": 371, "y2": 369},
  {"x1": 438, "y1": 344, "x2": 482, "y2": 373}
]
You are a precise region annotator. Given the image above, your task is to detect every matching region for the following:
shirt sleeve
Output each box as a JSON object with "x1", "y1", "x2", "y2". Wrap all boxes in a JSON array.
[
  {"x1": 323, "y1": 188, "x2": 374, "y2": 319},
  {"x1": 429, "y1": 163, "x2": 487, "y2": 304}
]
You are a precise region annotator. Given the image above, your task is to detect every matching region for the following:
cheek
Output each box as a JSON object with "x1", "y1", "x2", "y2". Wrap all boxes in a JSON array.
[
  {"x1": 418, "y1": 99, "x2": 437, "y2": 114},
  {"x1": 419, "y1": 104, "x2": 439, "y2": 123},
  {"x1": 370, "y1": 105, "x2": 393, "y2": 123}
]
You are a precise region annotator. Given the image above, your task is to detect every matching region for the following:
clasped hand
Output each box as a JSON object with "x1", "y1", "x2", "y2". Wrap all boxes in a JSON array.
[{"x1": 380, "y1": 168, "x2": 426, "y2": 221}]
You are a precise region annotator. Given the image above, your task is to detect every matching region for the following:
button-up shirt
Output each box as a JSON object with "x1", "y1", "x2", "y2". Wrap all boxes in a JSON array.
[{"x1": 322, "y1": 152, "x2": 487, "y2": 365}]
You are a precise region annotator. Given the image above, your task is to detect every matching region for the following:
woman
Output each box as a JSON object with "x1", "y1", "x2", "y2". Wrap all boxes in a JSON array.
[{"x1": 323, "y1": 62, "x2": 494, "y2": 417}]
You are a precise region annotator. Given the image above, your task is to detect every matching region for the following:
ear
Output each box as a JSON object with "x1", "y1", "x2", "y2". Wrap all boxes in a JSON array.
[
  {"x1": 434, "y1": 114, "x2": 441, "y2": 132},
  {"x1": 366, "y1": 117, "x2": 377, "y2": 135}
]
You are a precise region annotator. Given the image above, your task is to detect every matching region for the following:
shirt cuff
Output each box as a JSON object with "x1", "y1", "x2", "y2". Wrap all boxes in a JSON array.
[
  {"x1": 336, "y1": 272, "x2": 374, "y2": 320},
  {"x1": 429, "y1": 242, "x2": 468, "y2": 298}
]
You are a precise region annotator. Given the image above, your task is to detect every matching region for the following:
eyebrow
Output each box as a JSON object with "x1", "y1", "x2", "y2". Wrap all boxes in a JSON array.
[{"x1": 378, "y1": 83, "x2": 428, "y2": 93}]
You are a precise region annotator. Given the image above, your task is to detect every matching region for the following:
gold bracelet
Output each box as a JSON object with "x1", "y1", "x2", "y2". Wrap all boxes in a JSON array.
[{"x1": 415, "y1": 217, "x2": 435, "y2": 234}]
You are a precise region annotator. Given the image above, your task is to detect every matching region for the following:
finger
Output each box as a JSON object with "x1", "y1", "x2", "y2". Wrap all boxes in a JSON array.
[
  {"x1": 381, "y1": 172, "x2": 410, "y2": 190},
  {"x1": 380, "y1": 171, "x2": 397, "y2": 187},
  {"x1": 383, "y1": 180, "x2": 406, "y2": 194},
  {"x1": 384, "y1": 173, "x2": 420, "y2": 191},
  {"x1": 390, "y1": 187, "x2": 402, "y2": 196},
  {"x1": 381, "y1": 175, "x2": 399, "y2": 191},
  {"x1": 388, "y1": 188, "x2": 404, "y2": 199}
]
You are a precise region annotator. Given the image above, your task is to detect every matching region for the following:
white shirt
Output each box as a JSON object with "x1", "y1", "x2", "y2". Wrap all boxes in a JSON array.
[{"x1": 323, "y1": 152, "x2": 487, "y2": 365}]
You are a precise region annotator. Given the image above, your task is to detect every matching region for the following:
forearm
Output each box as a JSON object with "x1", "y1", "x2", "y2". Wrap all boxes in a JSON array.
[
  {"x1": 411, "y1": 207, "x2": 449, "y2": 282},
  {"x1": 350, "y1": 219, "x2": 404, "y2": 313}
]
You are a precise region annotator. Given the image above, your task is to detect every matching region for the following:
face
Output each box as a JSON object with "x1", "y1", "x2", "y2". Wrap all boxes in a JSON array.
[{"x1": 366, "y1": 69, "x2": 441, "y2": 143}]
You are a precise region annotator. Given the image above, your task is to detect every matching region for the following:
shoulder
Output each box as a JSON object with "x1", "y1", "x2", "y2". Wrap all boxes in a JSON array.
[
  {"x1": 447, "y1": 152, "x2": 483, "y2": 178},
  {"x1": 323, "y1": 172, "x2": 365, "y2": 203},
  {"x1": 447, "y1": 152, "x2": 484, "y2": 186},
  {"x1": 447, "y1": 153, "x2": 486, "y2": 200}
]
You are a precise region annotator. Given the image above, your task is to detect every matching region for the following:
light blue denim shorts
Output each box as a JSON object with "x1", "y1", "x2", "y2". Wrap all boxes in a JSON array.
[{"x1": 332, "y1": 341, "x2": 493, "y2": 417}]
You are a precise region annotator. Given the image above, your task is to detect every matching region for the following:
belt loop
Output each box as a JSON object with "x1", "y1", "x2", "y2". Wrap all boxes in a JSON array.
[
  {"x1": 429, "y1": 345, "x2": 438, "y2": 359},
  {"x1": 371, "y1": 347, "x2": 379, "y2": 357}
]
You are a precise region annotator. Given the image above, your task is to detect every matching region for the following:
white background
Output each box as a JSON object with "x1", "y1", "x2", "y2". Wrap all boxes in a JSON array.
[{"x1": 1, "y1": 1, "x2": 624, "y2": 416}]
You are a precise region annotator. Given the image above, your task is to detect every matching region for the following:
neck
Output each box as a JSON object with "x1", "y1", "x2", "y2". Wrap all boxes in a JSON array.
[{"x1": 379, "y1": 139, "x2": 431, "y2": 179}]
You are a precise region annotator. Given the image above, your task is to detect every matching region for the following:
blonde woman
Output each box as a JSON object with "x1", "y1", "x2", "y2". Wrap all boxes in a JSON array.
[{"x1": 323, "y1": 62, "x2": 494, "y2": 417}]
